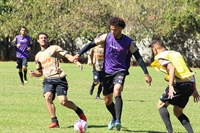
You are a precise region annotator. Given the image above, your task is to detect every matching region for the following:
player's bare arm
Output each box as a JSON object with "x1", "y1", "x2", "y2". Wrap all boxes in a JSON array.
[
  {"x1": 166, "y1": 62, "x2": 176, "y2": 99},
  {"x1": 65, "y1": 54, "x2": 83, "y2": 71},
  {"x1": 29, "y1": 69, "x2": 43, "y2": 77}
]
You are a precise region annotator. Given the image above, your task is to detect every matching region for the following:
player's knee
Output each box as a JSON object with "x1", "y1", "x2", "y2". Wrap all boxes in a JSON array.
[
  {"x1": 157, "y1": 101, "x2": 166, "y2": 109},
  {"x1": 44, "y1": 93, "x2": 53, "y2": 102},
  {"x1": 104, "y1": 97, "x2": 112, "y2": 105},
  {"x1": 94, "y1": 82, "x2": 99, "y2": 85},
  {"x1": 173, "y1": 107, "x2": 183, "y2": 117},
  {"x1": 60, "y1": 99, "x2": 67, "y2": 106}
]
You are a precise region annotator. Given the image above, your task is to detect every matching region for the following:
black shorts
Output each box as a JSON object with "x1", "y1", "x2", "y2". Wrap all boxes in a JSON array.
[
  {"x1": 16, "y1": 58, "x2": 28, "y2": 68},
  {"x1": 102, "y1": 71, "x2": 126, "y2": 96},
  {"x1": 42, "y1": 76, "x2": 68, "y2": 101},
  {"x1": 93, "y1": 70, "x2": 103, "y2": 82},
  {"x1": 160, "y1": 82, "x2": 194, "y2": 108}
]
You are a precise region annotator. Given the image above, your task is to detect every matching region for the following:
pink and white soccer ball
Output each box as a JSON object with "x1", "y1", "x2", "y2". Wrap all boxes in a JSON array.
[{"x1": 74, "y1": 119, "x2": 88, "y2": 133}]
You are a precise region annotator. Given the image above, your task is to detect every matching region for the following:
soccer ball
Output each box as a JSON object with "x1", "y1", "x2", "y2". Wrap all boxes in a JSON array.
[{"x1": 74, "y1": 119, "x2": 88, "y2": 133}]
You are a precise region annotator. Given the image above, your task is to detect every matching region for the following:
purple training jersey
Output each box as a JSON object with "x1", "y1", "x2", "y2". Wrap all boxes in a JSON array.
[
  {"x1": 104, "y1": 33, "x2": 132, "y2": 74},
  {"x1": 15, "y1": 35, "x2": 31, "y2": 58}
]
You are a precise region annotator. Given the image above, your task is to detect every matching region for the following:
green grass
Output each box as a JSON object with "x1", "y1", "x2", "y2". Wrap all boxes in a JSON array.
[{"x1": 0, "y1": 62, "x2": 200, "y2": 133}]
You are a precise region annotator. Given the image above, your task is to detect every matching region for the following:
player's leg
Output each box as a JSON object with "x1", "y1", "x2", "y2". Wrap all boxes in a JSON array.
[
  {"x1": 173, "y1": 82, "x2": 194, "y2": 133},
  {"x1": 103, "y1": 74, "x2": 116, "y2": 130},
  {"x1": 95, "y1": 71, "x2": 102, "y2": 99},
  {"x1": 57, "y1": 77, "x2": 87, "y2": 122},
  {"x1": 89, "y1": 70, "x2": 98, "y2": 95},
  {"x1": 22, "y1": 58, "x2": 28, "y2": 83},
  {"x1": 157, "y1": 101, "x2": 173, "y2": 133},
  {"x1": 174, "y1": 106, "x2": 193, "y2": 133},
  {"x1": 43, "y1": 82, "x2": 59, "y2": 128},
  {"x1": 16, "y1": 58, "x2": 24, "y2": 85},
  {"x1": 96, "y1": 83, "x2": 102, "y2": 99},
  {"x1": 112, "y1": 72, "x2": 126, "y2": 131},
  {"x1": 112, "y1": 84, "x2": 123, "y2": 131},
  {"x1": 44, "y1": 91, "x2": 59, "y2": 128}
]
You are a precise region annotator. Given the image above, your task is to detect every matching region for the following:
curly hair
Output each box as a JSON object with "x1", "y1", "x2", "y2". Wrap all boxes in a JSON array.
[{"x1": 108, "y1": 17, "x2": 126, "y2": 29}]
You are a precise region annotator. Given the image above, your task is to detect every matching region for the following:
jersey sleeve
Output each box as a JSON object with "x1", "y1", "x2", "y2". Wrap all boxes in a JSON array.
[
  {"x1": 94, "y1": 33, "x2": 107, "y2": 46},
  {"x1": 54, "y1": 45, "x2": 69, "y2": 57},
  {"x1": 158, "y1": 59, "x2": 171, "y2": 66},
  {"x1": 35, "y1": 53, "x2": 42, "y2": 70},
  {"x1": 129, "y1": 41, "x2": 139, "y2": 53}
]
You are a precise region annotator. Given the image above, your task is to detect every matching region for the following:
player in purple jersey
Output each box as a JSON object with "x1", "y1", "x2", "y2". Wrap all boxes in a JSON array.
[
  {"x1": 12, "y1": 26, "x2": 31, "y2": 85},
  {"x1": 73, "y1": 17, "x2": 152, "y2": 131}
]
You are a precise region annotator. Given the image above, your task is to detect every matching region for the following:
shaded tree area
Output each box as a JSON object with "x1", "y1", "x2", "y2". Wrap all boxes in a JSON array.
[{"x1": 0, "y1": 0, "x2": 200, "y2": 66}]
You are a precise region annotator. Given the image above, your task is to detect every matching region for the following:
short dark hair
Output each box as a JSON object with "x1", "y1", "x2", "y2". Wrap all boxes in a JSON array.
[
  {"x1": 149, "y1": 37, "x2": 165, "y2": 48},
  {"x1": 21, "y1": 26, "x2": 27, "y2": 30},
  {"x1": 37, "y1": 32, "x2": 48, "y2": 39},
  {"x1": 108, "y1": 17, "x2": 126, "y2": 29}
]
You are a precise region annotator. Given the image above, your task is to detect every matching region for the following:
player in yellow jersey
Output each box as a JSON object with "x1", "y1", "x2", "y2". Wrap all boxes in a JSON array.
[{"x1": 149, "y1": 37, "x2": 200, "y2": 133}]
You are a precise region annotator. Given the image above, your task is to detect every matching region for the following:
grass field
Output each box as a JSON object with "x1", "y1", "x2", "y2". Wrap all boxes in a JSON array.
[{"x1": 0, "y1": 62, "x2": 200, "y2": 133}]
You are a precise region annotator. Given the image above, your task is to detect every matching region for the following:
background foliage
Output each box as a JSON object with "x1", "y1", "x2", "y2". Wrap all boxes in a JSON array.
[{"x1": 0, "y1": 0, "x2": 200, "y2": 61}]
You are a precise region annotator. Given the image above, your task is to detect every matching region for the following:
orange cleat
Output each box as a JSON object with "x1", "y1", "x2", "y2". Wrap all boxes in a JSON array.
[{"x1": 47, "y1": 122, "x2": 60, "y2": 128}]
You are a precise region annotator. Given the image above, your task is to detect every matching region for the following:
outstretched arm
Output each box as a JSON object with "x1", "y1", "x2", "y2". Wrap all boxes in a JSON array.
[
  {"x1": 29, "y1": 69, "x2": 43, "y2": 77},
  {"x1": 133, "y1": 50, "x2": 152, "y2": 85},
  {"x1": 65, "y1": 54, "x2": 83, "y2": 70},
  {"x1": 73, "y1": 41, "x2": 96, "y2": 62}
]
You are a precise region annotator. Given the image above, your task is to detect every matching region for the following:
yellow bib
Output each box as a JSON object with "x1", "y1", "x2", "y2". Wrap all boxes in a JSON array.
[{"x1": 151, "y1": 51, "x2": 194, "y2": 80}]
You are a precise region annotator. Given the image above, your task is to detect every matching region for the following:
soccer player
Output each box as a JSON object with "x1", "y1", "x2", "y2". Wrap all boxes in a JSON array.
[
  {"x1": 73, "y1": 17, "x2": 152, "y2": 131},
  {"x1": 149, "y1": 37, "x2": 200, "y2": 133},
  {"x1": 29, "y1": 32, "x2": 87, "y2": 128},
  {"x1": 87, "y1": 44, "x2": 104, "y2": 100},
  {"x1": 12, "y1": 26, "x2": 31, "y2": 85}
]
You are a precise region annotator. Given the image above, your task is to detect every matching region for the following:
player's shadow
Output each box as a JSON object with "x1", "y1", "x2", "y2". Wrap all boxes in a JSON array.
[
  {"x1": 67, "y1": 125, "x2": 107, "y2": 129},
  {"x1": 67, "y1": 125, "x2": 185, "y2": 133}
]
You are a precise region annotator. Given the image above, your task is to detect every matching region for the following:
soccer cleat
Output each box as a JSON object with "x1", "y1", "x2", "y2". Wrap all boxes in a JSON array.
[
  {"x1": 24, "y1": 80, "x2": 28, "y2": 83},
  {"x1": 108, "y1": 119, "x2": 115, "y2": 130},
  {"x1": 115, "y1": 122, "x2": 122, "y2": 131},
  {"x1": 47, "y1": 122, "x2": 60, "y2": 128},
  {"x1": 21, "y1": 82, "x2": 24, "y2": 85},
  {"x1": 96, "y1": 96, "x2": 101, "y2": 100},
  {"x1": 78, "y1": 113, "x2": 87, "y2": 122},
  {"x1": 89, "y1": 86, "x2": 94, "y2": 95}
]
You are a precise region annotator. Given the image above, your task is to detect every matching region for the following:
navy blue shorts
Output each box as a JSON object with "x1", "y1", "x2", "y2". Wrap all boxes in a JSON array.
[
  {"x1": 42, "y1": 76, "x2": 68, "y2": 101},
  {"x1": 16, "y1": 58, "x2": 28, "y2": 68},
  {"x1": 160, "y1": 82, "x2": 194, "y2": 108},
  {"x1": 93, "y1": 70, "x2": 103, "y2": 82},
  {"x1": 102, "y1": 71, "x2": 126, "y2": 96}
]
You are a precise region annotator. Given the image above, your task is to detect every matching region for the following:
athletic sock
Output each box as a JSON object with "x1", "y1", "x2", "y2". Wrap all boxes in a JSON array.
[
  {"x1": 158, "y1": 107, "x2": 173, "y2": 133},
  {"x1": 97, "y1": 84, "x2": 102, "y2": 97},
  {"x1": 75, "y1": 107, "x2": 83, "y2": 114},
  {"x1": 18, "y1": 72, "x2": 24, "y2": 83},
  {"x1": 178, "y1": 114, "x2": 194, "y2": 133},
  {"x1": 23, "y1": 69, "x2": 27, "y2": 81},
  {"x1": 115, "y1": 96, "x2": 123, "y2": 123},
  {"x1": 51, "y1": 116, "x2": 58, "y2": 123},
  {"x1": 106, "y1": 102, "x2": 116, "y2": 120}
]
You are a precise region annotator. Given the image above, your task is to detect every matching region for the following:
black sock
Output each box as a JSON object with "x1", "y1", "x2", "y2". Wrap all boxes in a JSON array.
[
  {"x1": 97, "y1": 84, "x2": 102, "y2": 97},
  {"x1": 92, "y1": 83, "x2": 97, "y2": 88},
  {"x1": 75, "y1": 107, "x2": 83, "y2": 115},
  {"x1": 158, "y1": 107, "x2": 173, "y2": 133},
  {"x1": 178, "y1": 114, "x2": 194, "y2": 133},
  {"x1": 18, "y1": 72, "x2": 24, "y2": 83},
  {"x1": 51, "y1": 116, "x2": 58, "y2": 123},
  {"x1": 106, "y1": 102, "x2": 116, "y2": 120},
  {"x1": 115, "y1": 96, "x2": 123, "y2": 122},
  {"x1": 23, "y1": 69, "x2": 27, "y2": 80}
]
